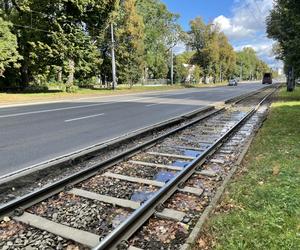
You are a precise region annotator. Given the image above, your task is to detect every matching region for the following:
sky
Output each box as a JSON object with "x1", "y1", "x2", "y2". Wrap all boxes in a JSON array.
[{"x1": 161, "y1": 0, "x2": 282, "y2": 68}]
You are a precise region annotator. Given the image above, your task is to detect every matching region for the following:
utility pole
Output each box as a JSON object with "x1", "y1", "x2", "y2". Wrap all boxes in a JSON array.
[
  {"x1": 240, "y1": 62, "x2": 243, "y2": 80},
  {"x1": 171, "y1": 48, "x2": 174, "y2": 85},
  {"x1": 111, "y1": 23, "x2": 117, "y2": 90}
]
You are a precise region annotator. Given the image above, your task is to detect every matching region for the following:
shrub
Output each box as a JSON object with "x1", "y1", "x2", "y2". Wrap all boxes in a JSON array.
[
  {"x1": 66, "y1": 85, "x2": 79, "y2": 93},
  {"x1": 23, "y1": 83, "x2": 48, "y2": 93},
  {"x1": 47, "y1": 82, "x2": 67, "y2": 92}
]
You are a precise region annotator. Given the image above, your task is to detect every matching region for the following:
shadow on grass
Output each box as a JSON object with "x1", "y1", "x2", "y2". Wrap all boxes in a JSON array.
[
  {"x1": 193, "y1": 87, "x2": 300, "y2": 250},
  {"x1": 273, "y1": 87, "x2": 300, "y2": 103},
  {"x1": 274, "y1": 95, "x2": 300, "y2": 103},
  {"x1": 1, "y1": 90, "x2": 63, "y2": 94}
]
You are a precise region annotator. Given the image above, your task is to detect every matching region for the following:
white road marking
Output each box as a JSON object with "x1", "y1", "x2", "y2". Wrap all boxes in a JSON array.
[
  {"x1": 145, "y1": 103, "x2": 160, "y2": 107},
  {"x1": 0, "y1": 103, "x2": 109, "y2": 118},
  {"x1": 64, "y1": 113, "x2": 105, "y2": 122},
  {"x1": 0, "y1": 96, "x2": 157, "y2": 118},
  {"x1": 0, "y1": 87, "x2": 236, "y2": 118},
  {"x1": 145, "y1": 97, "x2": 192, "y2": 107}
]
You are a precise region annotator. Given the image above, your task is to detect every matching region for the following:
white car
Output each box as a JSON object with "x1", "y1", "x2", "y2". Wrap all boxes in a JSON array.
[{"x1": 228, "y1": 79, "x2": 238, "y2": 86}]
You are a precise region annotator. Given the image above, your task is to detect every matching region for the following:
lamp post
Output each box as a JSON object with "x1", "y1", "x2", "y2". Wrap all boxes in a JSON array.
[
  {"x1": 111, "y1": 23, "x2": 117, "y2": 90},
  {"x1": 171, "y1": 47, "x2": 174, "y2": 85}
]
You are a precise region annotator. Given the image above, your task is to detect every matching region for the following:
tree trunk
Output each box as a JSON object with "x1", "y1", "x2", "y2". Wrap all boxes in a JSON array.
[
  {"x1": 57, "y1": 66, "x2": 62, "y2": 82},
  {"x1": 67, "y1": 59, "x2": 75, "y2": 85},
  {"x1": 143, "y1": 67, "x2": 148, "y2": 85},
  {"x1": 20, "y1": 63, "x2": 30, "y2": 88}
]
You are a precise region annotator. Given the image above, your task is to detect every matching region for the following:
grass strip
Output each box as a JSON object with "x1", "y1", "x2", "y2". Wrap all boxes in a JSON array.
[
  {"x1": 0, "y1": 82, "x2": 230, "y2": 105},
  {"x1": 195, "y1": 87, "x2": 300, "y2": 250}
]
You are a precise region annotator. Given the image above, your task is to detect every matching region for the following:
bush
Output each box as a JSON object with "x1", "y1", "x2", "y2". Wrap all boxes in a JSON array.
[
  {"x1": 66, "y1": 85, "x2": 79, "y2": 93},
  {"x1": 76, "y1": 77, "x2": 99, "y2": 89},
  {"x1": 47, "y1": 82, "x2": 67, "y2": 92},
  {"x1": 23, "y1": 83, "x2": 48, "y2": 93}
]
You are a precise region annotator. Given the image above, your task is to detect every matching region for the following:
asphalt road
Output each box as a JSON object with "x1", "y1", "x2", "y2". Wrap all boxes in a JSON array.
[{"x1": 0, "y1": 82, "x2": 265, "y2": 177}]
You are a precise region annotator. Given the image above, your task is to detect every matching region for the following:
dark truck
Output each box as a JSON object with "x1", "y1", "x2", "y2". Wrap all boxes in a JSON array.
[{"x1": 262, "y1": 73, "x2": 272, "y2": 84}]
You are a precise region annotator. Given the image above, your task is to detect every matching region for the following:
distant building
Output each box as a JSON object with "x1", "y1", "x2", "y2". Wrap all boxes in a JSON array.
[
  {"x1": 183, "y1": 64, "x2": 196, "y2": 83},
  {"x1": 273, "y1": 67, "x2": 284, "y2": 76},
  {"x1": 277, "y1": 68, "x2": 283, "y2": 76}
]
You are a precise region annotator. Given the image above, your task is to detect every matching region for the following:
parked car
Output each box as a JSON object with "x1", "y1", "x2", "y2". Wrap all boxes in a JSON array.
[
  {"x1": 228, "y1": 79, "x2": 238, "y2": 86},
  {"x1": 262, "y1": 73, "x2": 272, "y2": 84}
]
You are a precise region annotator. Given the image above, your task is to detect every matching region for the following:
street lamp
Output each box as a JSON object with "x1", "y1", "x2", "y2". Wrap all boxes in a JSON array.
[{"x1": 111, "y1": 23, "x2": 117, "y2": 90}]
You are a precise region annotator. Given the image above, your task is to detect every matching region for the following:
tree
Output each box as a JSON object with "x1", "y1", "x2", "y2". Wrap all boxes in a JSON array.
[
  {"x1": 115, "y1": 0, "x2": 145, "y2": 85},
  {"x1": 0, "y1": 17, "x2": 21, "y2": 78},
  {"x1": 174, "y1": 51, "x2": 195, "y2": 83},
  {"x1": 217, "y1": 32, "x2": 236, "y2": 81},
  {"x1": 267, "y1": 0, "x2": 300, "y2": 90},
  {"x1": 136, "y1": 0, "x2": 181, "y2": 80},
  {"x1": 235, "y1": 47, "x2": 270, "y2": 80},
  {"x1": 1, "y1": 0, "x2": 118, "y2": 88},
  {"x1": 188, "y1": 17, "x2": 235, "y2": 83}
]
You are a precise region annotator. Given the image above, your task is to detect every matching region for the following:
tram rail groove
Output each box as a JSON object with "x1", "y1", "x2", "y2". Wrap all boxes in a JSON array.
[
  {"x1": 0, "y1": 85, "x2": 279, "y2": 249},
  {"x1": 93, "y1": 87, "x2": 277, "y2": 250},
  {"x1": 224, "y1": 85, "x2": 272, "y2": 105}
]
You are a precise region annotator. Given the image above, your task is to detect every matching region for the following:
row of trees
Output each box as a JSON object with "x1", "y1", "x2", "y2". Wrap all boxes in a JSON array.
[
  {"x1": 267, "y1": 0, "x2": 300, "y2": 90},
  {"x1": 1, "y1": 0, "x2": 120, "y2": 90},
  {"x1": 174, "y1": 18, "x2": 270, "y2": 84},
  {"x1": 0, "y1": 0, "x2": 271, "y2": 91},
  {"x1": 0, "y1": 0, "x2": 180, "y2": 90}
]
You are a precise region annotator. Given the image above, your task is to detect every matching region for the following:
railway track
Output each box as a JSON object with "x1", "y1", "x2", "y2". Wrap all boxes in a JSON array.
[{"x1": 0, "y1": 86, "x2": 278, "y2": 250}]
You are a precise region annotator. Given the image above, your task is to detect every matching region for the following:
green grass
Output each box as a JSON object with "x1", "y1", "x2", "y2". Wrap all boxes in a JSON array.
[
  {"x1": 196, "y1": 87, "x2": 300, "y2": 250},
  {"x1": 0, "y1": 82, "x2": 229, "y2": 105},
  {"x1": 0, "y1": 84, "x2": 184, "y2": 105}
]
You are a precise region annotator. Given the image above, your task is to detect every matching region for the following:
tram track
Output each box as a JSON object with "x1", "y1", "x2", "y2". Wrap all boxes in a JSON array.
[{"x1": 0, "y1": 85, "x2": 279, "y2": 250}]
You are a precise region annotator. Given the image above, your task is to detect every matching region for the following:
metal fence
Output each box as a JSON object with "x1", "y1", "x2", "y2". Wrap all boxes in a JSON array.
[{"x1": 143, "y1": 79, "x2": 170, "y2": 86}]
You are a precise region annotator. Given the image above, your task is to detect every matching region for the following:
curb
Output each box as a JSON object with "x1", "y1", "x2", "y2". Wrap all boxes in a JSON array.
[
  {"x1": 0, "y1": 82, "x2": 257, "y2": 109},
  {"x1": 0, "y1": 88, "x2": 186, "y2": 108}
]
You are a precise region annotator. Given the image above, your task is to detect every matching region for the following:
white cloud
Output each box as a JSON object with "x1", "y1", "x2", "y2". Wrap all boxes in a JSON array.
[
  {"x1": 234, "y1": 41, "x2": 273, "y2": 57},
  {"x1": 213, "y1": 0, "x2": 280, "y2": 67},
  {"x1": 234, "y1": 40, "x2": 283, "y2": 68},
  {"x1": 214, "y1": 0, "x2": 273, "y2": 41},
  {"x1": 213, "y1": 15, "x2": 254, "y2": 40}
]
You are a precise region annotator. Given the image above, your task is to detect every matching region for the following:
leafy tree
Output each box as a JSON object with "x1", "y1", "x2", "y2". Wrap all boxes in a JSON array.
[
  {"x1": 217, "y1": 32, "x2": 236, "y2": 81},
  {"x1": 235, "y1": 47, "x2": 270, "y2": 80},
  {"x1": 0, "y1": 17, "x2": 21, "y2": 78},
  {"x1": 115, "y1": 0, "x2": 145, "y2": 85},
  {"x1": 267, "y1": 0, "x2": 300, "y2": 76},
  {"x1": 1, "y1": 0, "x2": 118, "y2": 87},
  {"x1": 174, "y1": 51, "x2": 195, "y2": 83},
  {"x1": 136, "y1": 0, "x2": 181, "y2": 80},
  {"x1": 267, "y1": 0, "x2": 300, "y2": 91},
  {"x1": 188, "y1": 17, "x2": 235, "y2": 83}
]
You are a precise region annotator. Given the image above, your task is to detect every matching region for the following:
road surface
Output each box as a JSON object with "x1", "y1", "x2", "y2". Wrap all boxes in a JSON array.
[{"x1": 0, "y1": 83, "x2": 265, "y2": 177}]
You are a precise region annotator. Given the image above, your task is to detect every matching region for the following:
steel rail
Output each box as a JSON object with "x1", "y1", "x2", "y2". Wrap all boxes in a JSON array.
[
  {"x1": 94, "y1": 88, "x2": 277, "y2": 250},
  {"x1": 0, "y1": 108, "x2": 223, "y2": 217},
  {"x1": 225, "y1": 84, "x2": 275, "y2": 104}
]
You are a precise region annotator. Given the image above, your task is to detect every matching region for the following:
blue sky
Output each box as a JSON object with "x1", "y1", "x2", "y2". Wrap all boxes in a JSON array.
[
  {"x1": 161, "y1": 0, "x2": 281, "y2": 68},
  {"x1": 161, "y1": 0, "x2": 233, "y2": 30}
]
